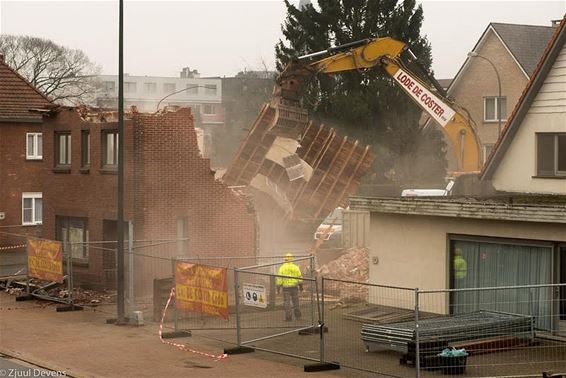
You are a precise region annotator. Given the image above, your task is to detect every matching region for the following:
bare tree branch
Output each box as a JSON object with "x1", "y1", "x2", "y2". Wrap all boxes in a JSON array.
[{"x1": 0, "y1": 35, "x2": 100, "y2": 104}]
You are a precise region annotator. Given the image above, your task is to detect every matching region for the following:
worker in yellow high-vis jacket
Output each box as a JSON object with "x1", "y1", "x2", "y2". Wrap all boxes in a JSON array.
[
  {"x1": 454, "y1": 248, "x2": 468, "y2": 280},
  {"x1": 276, "y1": 252, "x2": 303, "y2": 321}
]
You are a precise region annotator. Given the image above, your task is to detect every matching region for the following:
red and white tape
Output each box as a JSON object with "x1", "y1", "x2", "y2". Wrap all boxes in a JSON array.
[
  {"x1": 0, "y1": 244, "x2": 26, "y2": 251},
  {"x1": 159, "y1": 287, "x2": 228, "y2": 361}
]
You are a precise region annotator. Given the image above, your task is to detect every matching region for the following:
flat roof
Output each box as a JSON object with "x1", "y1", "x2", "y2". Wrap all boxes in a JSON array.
[{"x1": 349, "y1": 196, "x2": 566, "y2": 224}]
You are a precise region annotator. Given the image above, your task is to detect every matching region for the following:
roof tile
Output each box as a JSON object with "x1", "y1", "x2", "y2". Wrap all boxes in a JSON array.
[
  {"x1": 491, "y1": 23, "x2": 556, "y2": 76},
  {"x1": 0, "y1": 60, "x2": 51, "y2": 121}
]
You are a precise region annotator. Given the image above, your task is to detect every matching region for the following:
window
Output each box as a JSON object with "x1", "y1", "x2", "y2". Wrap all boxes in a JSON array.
[
  {"x1": 202, "y1": 104, "x2": 216, "y2": 115},
  {"x1": 81, "y1": 131, "x2": 90, "y2": 167},
  {"x1": 536, "y1": 133, "x2": 566, "y2": 177},
  {"x1": 484, "y1": 96, "x2": 507, "y2": 122},
  {"x1": 55, "y1": 132, "x2": 71, "y2": 166},
  {"x1": 103, "y1": 81, "x2": 116, "y2": 92},
  {"x1": 124, "y1": 82, "x2": 137, "y2": 93},
  {"x1": 144, "y1": 82, "x2": 157, "y2": 93},
  {"x1": 26, "y1": 133, "x2": 42, "y2": 160},
  {"x1": 450, "y1": 238, "x2": 552, "y2": 329},
  {"x1": 57, "y1": 217, "x2": 88, "y2": 261},
  {"x1": 163, "y1": 83, "x2": 176, "y2": 93},
  {"x1": 482, "y1": 144, "x2": 494, "y2": 164},
  {"x1": 186, "y1": 84, "x2": 198, "y2": 94},
  {"x1": 22, "y1": 192, "x2": 42, "y2": 225},
  {"x1": 204, "y1": 84, "x2": 217, "y2": 95},
  {"x1": 102, "y1": 130, "x2": 119, "y2": 167}
]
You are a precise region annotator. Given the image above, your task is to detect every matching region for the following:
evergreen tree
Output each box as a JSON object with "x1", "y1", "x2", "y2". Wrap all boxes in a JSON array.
[{"x1": 275, "y1": 0, "x2": 447, "y2": 187}]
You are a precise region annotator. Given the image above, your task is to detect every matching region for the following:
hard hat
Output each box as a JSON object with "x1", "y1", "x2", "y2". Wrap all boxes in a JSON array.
[{"x1": 285, "y1": 252, "x2": 294, "y2": 262}]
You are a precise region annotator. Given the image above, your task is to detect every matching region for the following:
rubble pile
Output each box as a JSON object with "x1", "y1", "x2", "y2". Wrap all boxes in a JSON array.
[
  {"x1": 2, "y1": 278, "x2": 115, "y2": 305},
  {"x1": 317, "y1": 247, "x2": 369, "y2": 302},
  {"x1": 46, "y1": 287, "x2": 116, "y2": 305}
]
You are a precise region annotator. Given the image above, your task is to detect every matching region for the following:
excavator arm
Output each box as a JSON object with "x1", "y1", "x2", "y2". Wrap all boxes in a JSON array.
[
  {"x1": 276, "y1": 37, "x2": 482, "y2": 173},
  {"x1": 224, "y1": 36, "x2": 481, "y2": 223}
]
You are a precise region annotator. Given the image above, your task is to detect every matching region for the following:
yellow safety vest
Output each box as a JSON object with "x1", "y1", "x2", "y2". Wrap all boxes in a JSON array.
[
  {"x1": 454, "y1": 255, "x2": 467, "y2": 280},
  {"x1": 276, "y1": 262, "x2": 302, "y2": 287}
]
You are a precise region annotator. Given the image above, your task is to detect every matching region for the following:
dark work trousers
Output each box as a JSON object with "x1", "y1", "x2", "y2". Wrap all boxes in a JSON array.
[{"x1": 282, "y1": 286, "x2": 301, "y2": 321}]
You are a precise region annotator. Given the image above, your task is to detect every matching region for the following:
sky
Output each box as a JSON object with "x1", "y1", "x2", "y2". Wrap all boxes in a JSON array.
[{"x1": 0, "y1": 0, "x2": 564, "y2": 79}]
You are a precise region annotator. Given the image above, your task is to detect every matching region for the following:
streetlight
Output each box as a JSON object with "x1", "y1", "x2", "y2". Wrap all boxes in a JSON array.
[
  {"x1": 155, "y1": 84, "x2": 204, "y2": 112},
  {"x1": 467, "y1": 52, "x2": 502, "y2": 136}
]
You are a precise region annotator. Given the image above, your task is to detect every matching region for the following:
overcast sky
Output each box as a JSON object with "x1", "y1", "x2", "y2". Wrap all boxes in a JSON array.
[{"x1": 1, "y1": 0, "x2": 564, "y2": 79}]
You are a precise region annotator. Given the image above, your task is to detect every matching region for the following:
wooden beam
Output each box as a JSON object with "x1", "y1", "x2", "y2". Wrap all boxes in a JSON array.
[
  {"x1": 314, "y1": 140, "x2": 359, "y2": 220},
  {"x1": 291, "y1": 127, "x2": 335, "y2": 208}
]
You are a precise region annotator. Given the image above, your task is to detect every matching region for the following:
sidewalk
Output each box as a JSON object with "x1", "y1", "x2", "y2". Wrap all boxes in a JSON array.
[{"x1": 0, "y1": 292, "x2": 340, "y2": 378}]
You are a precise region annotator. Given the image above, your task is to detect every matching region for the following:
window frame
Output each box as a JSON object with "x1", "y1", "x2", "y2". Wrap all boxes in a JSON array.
[
  {"x1": 186, "y1": 84, "x2": 198, "y2": 95},
  {"x1": 204, "y1": 84, "x2": 217, "y2": 96},
  {"x1": 144, "y1": 82, "x2": 157, "y2": 93},
  {"x1": 124, "y1": 82, "x2": 137, "y2": 93},
  {"x1": 163, "y1": 83, "x2": 176, "y2": 93},
  {"x1": 536, "y1": 132, "x2": 566, "y2": 177},
  {"x1": 56, "y1": 216, "x2": 89, "y2": 262},
  {"x1": 101, "y1": 130, "x2": 119, "y2": 169},
  {"x1": 81, "y1": 130, "x2": 91, "y2": 168},
  {"x1": 26, "y1": 132, "x2": 43, "y2": 160},
  {"x1": 103, "y1": 81, "x2": 116, "y2": 92},
  {"x1": 202, "y1": 104, "x2": 216, "y2": 115},
  {"x1": 483, "y1": 96, "x2": 507, "y2": 122},
  {"x1": 22, "y1": 192, "x2": 42, "y2": 225},
  {"x1": 55, "y1": 132, "x2": 72, "y2": 167}
]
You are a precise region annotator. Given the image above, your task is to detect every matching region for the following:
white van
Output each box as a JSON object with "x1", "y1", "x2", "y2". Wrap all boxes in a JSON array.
[{"x1": 401, "y1": 180, "x2": 455, "y2": 197}]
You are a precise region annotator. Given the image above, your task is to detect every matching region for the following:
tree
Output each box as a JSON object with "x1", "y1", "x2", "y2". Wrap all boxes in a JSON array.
[
  {"x1": 275, "y1": 0, "x2": 447, "y2": 187},
  {"x1": 0, "y1": 35, "x2": 100, "y2": 104}
]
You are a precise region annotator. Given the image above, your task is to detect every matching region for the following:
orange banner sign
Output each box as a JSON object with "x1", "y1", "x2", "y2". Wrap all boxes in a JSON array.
[
  {"x1": 175, "y1": 262, "x2": 229, "y2": 320},
  {"x1": 27, "y1": 239, "x2": 64, "y2": 283}
]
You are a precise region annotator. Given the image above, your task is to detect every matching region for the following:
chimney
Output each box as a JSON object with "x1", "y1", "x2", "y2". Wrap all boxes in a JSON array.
[
  {"x1": 0, "y1": 54, "x2": 4, "y2": 63},
  {"x1": 180, "y1": 67, "x2": 200, "y2": 79},
  {"x1": 551, "y1": 19, "x2": 561, "y2": 27}
]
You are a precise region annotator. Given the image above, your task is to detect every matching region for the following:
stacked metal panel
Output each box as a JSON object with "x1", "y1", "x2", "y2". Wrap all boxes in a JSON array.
[{"x1": 361, "y1": 311, "x2": 534, "y2": 353}]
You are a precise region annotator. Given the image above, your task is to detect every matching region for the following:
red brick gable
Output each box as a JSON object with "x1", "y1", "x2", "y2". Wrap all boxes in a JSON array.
[{"x1": 0, "y1": 59, "x2": 51, "y2": 122}]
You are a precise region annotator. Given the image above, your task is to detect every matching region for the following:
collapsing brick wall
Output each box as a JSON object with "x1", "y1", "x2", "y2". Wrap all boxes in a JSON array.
[{"x1": 132, "y1": 108, "x2": 256, "y2": 293}]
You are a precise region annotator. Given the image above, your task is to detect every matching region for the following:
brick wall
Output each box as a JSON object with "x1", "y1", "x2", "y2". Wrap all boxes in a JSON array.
[
  {"x1": 42, "y1": 108, "x2": 135, "y2": 287},
  {"x1": 0, "y1": 122, "x2": 44, "y2": 246},
  {"x1": 449, "y1": 29, "x2": 529, "y2": 169},
  {"x1": 41, "y1": 107, "x2": 256, "y2": 290},
  {"x1": 133, "y1": 108, "x2": 256, "y2": 257}
]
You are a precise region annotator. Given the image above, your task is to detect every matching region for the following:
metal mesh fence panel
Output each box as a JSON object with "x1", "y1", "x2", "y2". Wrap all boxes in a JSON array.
[
  {"x1": 171, "y1": 255, "x2": 311, "y2": 345},
  {"x1": 235, "y1": 256, "x2": 320, "y2": 361},
  {"x1": 322, "y1": 277, "x2": 416, "y2": 377},
  {"x1": 417, "y1": 284, "x2": 566, "y2": 376}
]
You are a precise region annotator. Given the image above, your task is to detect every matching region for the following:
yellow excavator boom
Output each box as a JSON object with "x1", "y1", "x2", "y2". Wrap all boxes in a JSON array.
[{"x1": 277, "y1": 37, "x2": 482, "y2": 173}]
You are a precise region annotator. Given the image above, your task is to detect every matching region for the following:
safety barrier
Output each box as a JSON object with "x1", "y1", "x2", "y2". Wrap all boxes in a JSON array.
[
  {"x1": 232, "y1": 256, "x2": 320, "y2": 362},
  {"x1": 169, "y1": 255, "x2": 313, "y2": 346},
  {"x1": 321, "y1": 277, "x2": 416, "y2": 377},
  {"x1": 3, "y1": 234, "x2": 565, "y2": 377},
  {"x1": 416, "y1": 284, "x2": 566, "y2": 377}
]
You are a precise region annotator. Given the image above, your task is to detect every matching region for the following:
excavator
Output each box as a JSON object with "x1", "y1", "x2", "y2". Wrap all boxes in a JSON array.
[
  {"x1": 275, "y1": 36, "x2": 482, "y2": 173},
  {"x1": 224, "y1": 36, "x2": 482, "y2": 226}
]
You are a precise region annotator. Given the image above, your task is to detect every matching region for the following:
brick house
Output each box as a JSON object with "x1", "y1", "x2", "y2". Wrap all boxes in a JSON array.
[
  {"x1": 0, "y1": 56, "x2": 51, "y2": 249},
  {"x1": 444, "y1": 22, "x2": 556, "y2": 169},
  {"x1": 40, "y1": 106, "x2": 257, "y2": 290}
]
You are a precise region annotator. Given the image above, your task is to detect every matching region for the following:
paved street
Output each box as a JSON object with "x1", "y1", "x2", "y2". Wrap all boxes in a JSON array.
[{"x1": 0, "y1": 292, "x2": 341, "y2": 378}]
